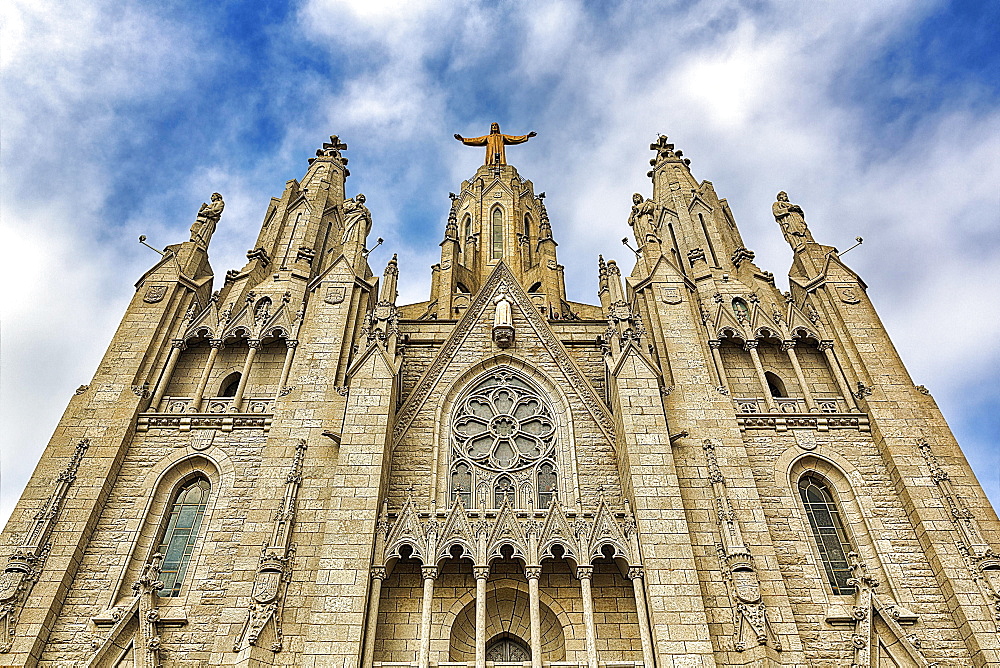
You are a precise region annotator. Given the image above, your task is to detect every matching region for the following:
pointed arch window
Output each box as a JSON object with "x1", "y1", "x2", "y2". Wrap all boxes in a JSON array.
[
  {"x1": 491, "y1": 208, "x2": 504, "y2": 259},
  {"x1": 155, "y1": 476, "x2": 210, "y2": 597},
  {"x1": 798, "y1": 475, "x2": 855, "y2": 595},
  {"x1": 451, "y1": 369, "x2": 557, "y2": 510}
]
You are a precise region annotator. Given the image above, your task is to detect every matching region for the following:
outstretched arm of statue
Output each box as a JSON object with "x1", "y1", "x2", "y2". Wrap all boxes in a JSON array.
[
  {"x1": 502, "y1": 132, "x2": 537, "y2": 145},
  {"x1": 455, "y1": 134, "x2": 488, "y2": 146}
]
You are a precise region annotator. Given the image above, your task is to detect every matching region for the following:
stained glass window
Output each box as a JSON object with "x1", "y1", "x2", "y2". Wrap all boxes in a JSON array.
[
  {"x1": 798, "y1": 475, "x2": 855, "y2": 595},
  {"x1": 155, "y1": 476, "x2": 210, "y2": 597},
  {"x1": 492, "y1": 208, "x2": 503, "y2": 259},
  {"x1": 451, "y1": 369, "x2": 557, "y2": 510}
]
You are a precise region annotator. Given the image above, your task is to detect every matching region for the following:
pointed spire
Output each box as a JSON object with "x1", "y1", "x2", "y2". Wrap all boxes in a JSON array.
[
  {"x1": 538, "y1": 193, "x2": 553, "y2": 240},
  {"x1": 598, "y1": 255, "x2": 609, "y2": 294},
  {"x1": 380, "y1": 254, "x2": 399, "y2": 305},
  {"x1": 606, "y1": 259, "x2": 625, "y2": 304}
]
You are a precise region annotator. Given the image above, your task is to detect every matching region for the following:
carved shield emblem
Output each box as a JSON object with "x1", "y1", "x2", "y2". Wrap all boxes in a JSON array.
[
  {"x1": 732, "y1": 568, "x2": 761, "y2": 603},
  {"x1": 0, "y1": 570, "x2": 25, "y2": 602},
  {"x1": 839, "y1": 287, "x2": 861, "y2": 304},
  {"x1": 143, "y1": 285, "x2": 167, "y2": 303},
  {"x1": 251, "y1": 571, "x2": 281, "y2": 604},
  {"x1": 661, "y1": 285, "x2": 682, "y2": 304},
  {"x1": 324, "y1": 285, "x2": 346, "y2": 305}
]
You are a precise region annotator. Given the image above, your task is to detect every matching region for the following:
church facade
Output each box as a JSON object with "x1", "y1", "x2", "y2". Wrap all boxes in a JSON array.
[{"x1": 1, "y1": 127, "x2": 999, "y2": 668}]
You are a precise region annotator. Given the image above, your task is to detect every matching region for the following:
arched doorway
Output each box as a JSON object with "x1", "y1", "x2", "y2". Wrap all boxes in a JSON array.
[{"x1": 486, "y1": 633, "x2": 530, "y2": 662}]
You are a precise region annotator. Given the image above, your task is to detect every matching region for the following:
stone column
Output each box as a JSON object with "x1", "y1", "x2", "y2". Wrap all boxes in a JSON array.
[
  {"x1": 708, "y1": 340, "x2": 731, "y2": 394},
  {"x1": 361, "y1": 566, "x2": 387, "y2": 668},
  {"x1": 576, "y1": 565, "x2": 599, "y2": 668},
  {"x1": 150, "y1": 339, "x2": 185, "y2": 410},
  {"x1": 819, "y1": 340, "x2": 859, "y2": 412},
  {"x1": 230, "y1": 339, "x2": 261, "y2": 412},
  {"x1": 628, "y1": 566, "x2": 656, "y2": 668},
  {"x1": 782, "y1": 341, "x2": 817, "y2": 412},
  {"x1": 525, "y1": 565, "x2": 543, "y2": 668},
  {"x1": 474, "y1": 565, "x2": 490, "y2": 668},
  {"x1": 744, "y1": 340, "x2": 777, "y2": 412},
  {"x1": 189, "y1": 339, "x2": 223, "y2": 412},
  {"x1": 418, "y1": 565, "x2": 439, "y2": 668},
  {"x1": 273, "y1": 339, "x2": 298, "y2": 402}
]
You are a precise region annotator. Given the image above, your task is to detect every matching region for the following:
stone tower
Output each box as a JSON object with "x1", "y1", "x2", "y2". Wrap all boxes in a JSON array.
[{"x1": 1, "y1": 127, "x2": 998, "y2": 668}]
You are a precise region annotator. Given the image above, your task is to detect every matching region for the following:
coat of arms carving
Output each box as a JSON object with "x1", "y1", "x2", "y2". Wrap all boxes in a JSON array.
[
  {"x1": 143, "y1": 285, "x2": 167, "y2": 303},
  {"x1": 839, "y1": 287, "x2": 861, "y2": 304},
  {"x1": 324, "y1": 285, "x2": 346, "y2": 305},
  {"x1": 661, "y1": 285, "x2": 682, "y2": 304}
]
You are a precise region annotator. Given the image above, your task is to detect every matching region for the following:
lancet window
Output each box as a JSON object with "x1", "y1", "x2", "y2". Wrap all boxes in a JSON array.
[
  {"x1": 491, "y1": 208, "x2": 504, "y2": 259},
  {"x1": 154, "y1": 476, "x2": 210, "y2": 597},
  {"x1": 798, "y1": 475, "x2": 855, "y2": 595},
  {"x1": 450, "y1": 369, "x2": 557, "y2": 510}
]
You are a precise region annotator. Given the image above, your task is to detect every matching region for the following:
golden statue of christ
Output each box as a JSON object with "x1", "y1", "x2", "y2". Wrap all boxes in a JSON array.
[{"x1": 454, "y1": 122, "x2": 537, "y2": 165}]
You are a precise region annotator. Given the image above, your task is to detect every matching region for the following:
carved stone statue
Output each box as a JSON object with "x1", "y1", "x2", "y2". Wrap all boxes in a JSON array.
[
  {"x1": 492, "y1": 284, "x2": 515, "y2": 348},
  {"x1": 628, "y1": 193, "x2": 657, "y2": 241},
  {"x1": 342, "y1": 193, "x2": 372, "y2": 244},
  {"x1": 190, "y1": 192, "x2": 224, "y2": 245},
  {"x1": 455, "y1": 123, "x2": 537, "y2": 165},
  {"x1": 772, "y1": 191, "x2": 813, "y2": 245}
]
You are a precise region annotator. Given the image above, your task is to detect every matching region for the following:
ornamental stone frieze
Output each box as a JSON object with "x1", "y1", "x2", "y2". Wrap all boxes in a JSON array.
[{"x1": 377, "y1": 493, "x2": 636, "y2": 571}]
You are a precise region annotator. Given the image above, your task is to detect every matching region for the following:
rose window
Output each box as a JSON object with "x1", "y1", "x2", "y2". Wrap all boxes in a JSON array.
[{"x1": 451, "y1": 370, "x2": 558, "y2": 509}]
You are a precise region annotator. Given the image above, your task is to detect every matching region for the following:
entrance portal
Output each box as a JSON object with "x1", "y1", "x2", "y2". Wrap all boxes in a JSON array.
[{"x1": 486, "y1": 634, "x2": 530, "y2": 662}]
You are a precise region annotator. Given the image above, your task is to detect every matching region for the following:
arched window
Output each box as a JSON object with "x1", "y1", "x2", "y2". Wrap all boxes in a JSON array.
[
  {"x1": 220, "y1": 372, "x2": 241, "y2": 397},
  {"x1": 494, "y1": 476, "x2": 515, "y2": 508},
  {"x1": 155, "y1": 476, "x2": 210, "y2": 597},
  {"x1": 254, "y1": 297, "x2": 272, "y2": 322},
  {"x1": 765, "y1": 371, "x2": 786, "y2": 398},
  {"x1": 452, "y1": 463, "x2": 472, "y2": 507},
  {"x1": 537, "y1": 462, "x2": 556, "y2": 509},
  {"x1": 451, "y1": 369, "x2": 557, "y2": 510},
  {"x1": 491, "y1": 208, "x2": 504, "y2": 259},
  {"x1": 523, "y1": 214, "x2": 531, "y2": 239},
  {"x1": 732, "y1": 297, "x2": 749, "y2": 320},
  {"x1": 798, "y1": 475, "x2": 855, "y2": 595},
  {"x1": 463, "y1": 214, "x2": 472, "y2": 240}
]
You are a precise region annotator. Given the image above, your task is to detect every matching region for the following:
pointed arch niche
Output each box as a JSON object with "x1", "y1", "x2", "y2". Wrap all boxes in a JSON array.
[{"x1": 431, "y1": 357, "x2": 582, "y2": 511}]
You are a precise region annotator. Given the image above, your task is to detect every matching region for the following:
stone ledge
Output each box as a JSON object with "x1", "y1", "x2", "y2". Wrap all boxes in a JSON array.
[
  {"x1": 137, "y1": 413, "x2": 272, "y2": 433},
  {"x1": 737, "y1": 412, "x2": 870, "y2": 433}
]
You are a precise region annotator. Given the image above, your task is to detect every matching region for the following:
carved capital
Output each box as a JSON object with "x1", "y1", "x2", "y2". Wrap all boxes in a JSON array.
[
  {"x1": 524, "y1": 565, "x2": 542, "y2": 580},
  {"x1": 247, "y1": 339, "x2": 263, "y2": 350},
  {"x1": 817, "y1": 340, "x2": 834, "y2": 352},
  {"x1": 171, "y1": 339, "x2": 187, "y2": 350},
  {"x1": 286, "y1": 339, "x2": 299, "y2": 349},
  {"x1": 780, "y1": 340, "x2": 796, "y2": 352},
  {"x1": 575, "y1": 565, "x2": 594, "y2": 581},
  {"x1": 421, "y1": 566, "x2": 439, "y2": 581},
  {"x1": 627, "y1": 566, "x2": 645, "y2": 580},
  {"x1": 209, "y1": 339, "x2": 225, "y2": 350},
  {"x1": 743, "y1": 340, "x2": 759, "y2": 352},
  {"x1": 709, "y1": 339, "x2": 722, "y2": 350},
  {"x1": 473, "y1": 566, "x2": 491, "y2": 580},
  {"x1": 370, "y1": 566, "x2": 387, "y2": 581}
]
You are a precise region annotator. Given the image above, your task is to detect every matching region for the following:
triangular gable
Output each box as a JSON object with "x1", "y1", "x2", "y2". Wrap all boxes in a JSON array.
[
  {"x1": 346, "y1": 338, "x2": 398, "y2": 380},
  {"x1": 383, "y1": 498, "x2": 425, "y2": 562},
  {"x1": 712, "y1": 300, "x2": 749, "y2": 341},
  {"x1": 86, "y1": 596, "x2": 141, "y2": 667},
  {"x1": 436, "y1": 498, "x2": 477, "y2": 563},
  {"x1": 538, "y1": 498, "x2": 580, "y2": 563},
  {"x1": 586, "y1": 496, "x2": 631, "y2": 563},
  {"x1": 486, "y1": 498, "x2": 529, "y2": 563},
  {"x1": 391, "y1": 261, "x2": 615, "y2": 446}
]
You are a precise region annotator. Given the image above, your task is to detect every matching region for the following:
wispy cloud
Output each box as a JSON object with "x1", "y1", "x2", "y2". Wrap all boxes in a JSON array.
[{"x1": 2, "y1": 0, "x2": 998, "y2": 522}]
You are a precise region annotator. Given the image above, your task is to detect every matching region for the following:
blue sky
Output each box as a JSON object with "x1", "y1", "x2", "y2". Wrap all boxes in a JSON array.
[{"x1": 2, "y1": 0, "x2": 998, "y2": 523}]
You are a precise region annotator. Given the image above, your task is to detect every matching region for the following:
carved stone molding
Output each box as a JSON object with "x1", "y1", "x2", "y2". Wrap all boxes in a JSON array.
[
  {"x1": 234, "y1": 439, "x2": 308, "y2": 653},
  {"x1": 0, "y1": 438, "x2": 89, "y2": 653}
]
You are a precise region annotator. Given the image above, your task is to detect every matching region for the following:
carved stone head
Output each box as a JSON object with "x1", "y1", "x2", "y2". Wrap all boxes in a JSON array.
[
  {"x1": 776, "y1": 191, "x2": 788, "y2": 202},
  {"x1": 632, "y1": 193, "x2": 643, "y2": 205},
  {"x1": 490, "y1": 122, "x2": 500, "y2": 134}
]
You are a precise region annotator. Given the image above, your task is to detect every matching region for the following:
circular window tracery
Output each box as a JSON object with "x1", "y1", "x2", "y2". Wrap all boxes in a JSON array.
[{"x1": 451, "y1": 369, "x2": 557, "y2": 509}]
